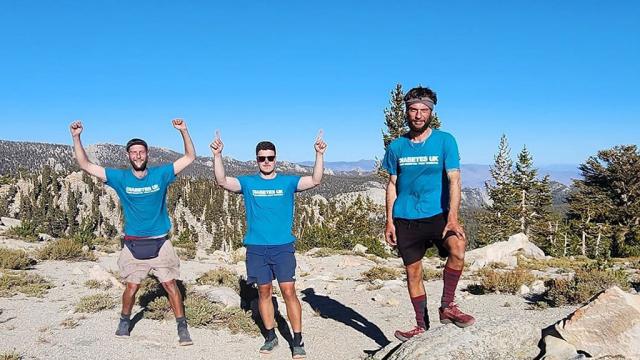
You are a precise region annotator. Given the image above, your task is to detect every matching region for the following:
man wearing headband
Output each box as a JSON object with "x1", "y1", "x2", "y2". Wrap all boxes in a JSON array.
[
  {"x1": 382, "y1": 86, "x2": 475, "y2": 341},
  {"x1": 210, "y1": 131, "x2": 327, "y2": 359},
  {"x1": 69, "y1": 119, "x2": 196, "y2": 345}
]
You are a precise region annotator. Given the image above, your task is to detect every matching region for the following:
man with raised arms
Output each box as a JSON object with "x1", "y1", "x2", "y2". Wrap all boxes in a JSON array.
[
  {"x1": 210, "y1": 130, "x2": 326, "y2": 359},
  {"x1": 69, "y1": 119, "x2": 196, "y2": 345}
]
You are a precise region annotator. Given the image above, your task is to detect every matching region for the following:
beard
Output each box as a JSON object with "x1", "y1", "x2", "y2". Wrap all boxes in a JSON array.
[
  {"x1": 407, "y1": 118, "x2": 431, "y2": 133},
  {"x1": 129, "y1": 158, "x2": 148, "y2": 171}
]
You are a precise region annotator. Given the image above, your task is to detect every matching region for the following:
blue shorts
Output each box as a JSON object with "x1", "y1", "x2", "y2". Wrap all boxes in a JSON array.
[{"x1": 245, "y1": 242, "x2": 296, "y2": 286}]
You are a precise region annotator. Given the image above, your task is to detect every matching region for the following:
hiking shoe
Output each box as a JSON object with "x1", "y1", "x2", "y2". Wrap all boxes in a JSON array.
[
  {"x1": 115, "y1": 318, "x2": 130, "y2": 337},
  {"x1": 394, "y1": 326, "x2": 425, "y2": 342},
  {"x1": 439, "y1": 303, "x2": 476, "y2": 328},
  {"x1": 292, "y1": 345, "x2": 306, "y2": 359},
  {"x1": 259, "y1": 337, "x2": 278, "y2": 354},
  {"x1": 177, "y1": 323, "x2": 193, "y2": 346}
]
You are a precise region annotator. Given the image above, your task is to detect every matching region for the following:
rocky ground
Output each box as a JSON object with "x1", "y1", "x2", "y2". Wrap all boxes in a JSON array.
[{"x1": 0, "y1": 236, "x2": 593, "y2": 360}]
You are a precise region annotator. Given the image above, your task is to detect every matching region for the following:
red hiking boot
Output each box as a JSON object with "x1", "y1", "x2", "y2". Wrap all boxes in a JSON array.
[
  {"x1": 394, "y1": 326, "x2": 426, "y2": 342},
  {"x1": 439, "y1": 303, "x2": 475, "y2": 328}
]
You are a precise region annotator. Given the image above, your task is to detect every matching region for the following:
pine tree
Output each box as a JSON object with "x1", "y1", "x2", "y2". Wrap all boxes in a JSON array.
[
  {"x1": 477, "y1": 135, "x2": 519, "y2": 245},
  {"x1": 567, "y1": 145, "x2": 640, "y2": 257},
  {"x1": 512, "y1": 146, "x2": 538, "y2": 235}
]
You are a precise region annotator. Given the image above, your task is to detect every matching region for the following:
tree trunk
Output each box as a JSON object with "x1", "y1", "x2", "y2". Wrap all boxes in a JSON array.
[
  {"x1": 563, "y1": 233, "x2": 568, "y2": 257},
  {"x1": 595, "y1": 227, "x2": 602, "y2": 258}
]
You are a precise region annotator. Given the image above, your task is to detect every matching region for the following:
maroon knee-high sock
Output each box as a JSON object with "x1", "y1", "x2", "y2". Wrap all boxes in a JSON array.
[
  {"x1": 441, "y1": 266, "x2": 462, "y2": 308},
  {"x1": 411, "y1": 294, "x2": 428, "y2": 329}
]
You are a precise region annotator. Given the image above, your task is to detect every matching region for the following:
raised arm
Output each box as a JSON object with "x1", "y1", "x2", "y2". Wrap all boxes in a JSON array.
[
  {"x1": 384, "y1": 175, "x2": 398, "y2": 246},
  {"x1": 171, "y1": 119, "x2": 196, "y2": 175},
  {"x1": 210, "y1": 130, "x2": 241, "y2": 193},
  {"x1": 443, "y1": 169, "x2": 465, "y2": 239},
  {"x1": 297, "y1": 129, "x2": 327, "y2": 191},
  {"x1": 69, "y1": 121, "x2": 106, "y2": 181}
]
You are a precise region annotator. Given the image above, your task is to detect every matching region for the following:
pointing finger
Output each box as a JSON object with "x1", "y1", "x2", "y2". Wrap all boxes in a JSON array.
[{"x1": 316, "y1": 129, "x2": 324, "y2": 142}]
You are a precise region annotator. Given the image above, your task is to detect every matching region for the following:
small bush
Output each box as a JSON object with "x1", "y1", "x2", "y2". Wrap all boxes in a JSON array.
[
  {"x1": 145, "y1": 293, "x2": 259, "y2": 336},
  {"x1": 37, "y1": 239, "x2": 96, "y2": 261},
  {"x1": 175, "y1": 246, "x2": 197, "y2": 260},
  {"x1": 362, "y1": 266, "x2": 400, "y2": 281},
  {"x1": 423, "y1": 268, "x2": 441, "y2": 281},
  {"x1": 0, "y1": 351, "x2": 22, "y2": 360},
  {"x1": 308, "y1": 248, "x2": 354, "y2": 258},
  {"x1": 196, "y1": 268, "x2": 240, "y2": 293},
  {"x1": 518, "y1": 256, "x2": 594, "y2": 272},
  {"x1": 6, "y1": 220, "x2": 38, "y2": 241},
  {"x1": 75, "y1": 293, "x2": 116, "y2": 313},
  {"x1": 84, "y1": 279, "x2": 112, "y2": 290},
  {"x1": 476, "y1": 268, "x2": 535, "y2": 294},
  {"x1": 544, "y1": 268, "x2": 630, "y2": 306},
  {"x1": 0, "y1": 270, "x2": 53, "y2": 297},
  {"x1": 0, "y1": 248, "x2": 35, "y2": 270}
]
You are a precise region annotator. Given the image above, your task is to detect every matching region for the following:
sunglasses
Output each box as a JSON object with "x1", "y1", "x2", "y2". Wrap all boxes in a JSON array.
[{"x1": 257, "y1": 156, "x2": 276, "y2": 162}]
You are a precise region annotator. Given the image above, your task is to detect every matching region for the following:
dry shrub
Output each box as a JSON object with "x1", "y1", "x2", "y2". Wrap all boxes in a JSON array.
[
  {"x1": 362, "y1": 266, "x2": 400, "y2": 281},
  {"x1": 476, "y1": 268, "x2": 536, "y2": 294},
  {"x1": 145, "y1": 293, "x2": 259, "y2": 336},
  {"x1": 544, "y1": 268, "x2": 629, "y2": 306},
  {"x1": 0, "y1": 248, "x2": 35, "y2": 270},
  {"x1": 0, "y1": 270, "x2": 52, "y2": 297},
  {"x1": 37, "y1": 239, "x2": 96, "y2": 261},
  {"x1": 75, "y1": 293, "x2": 116, "y2": 313},
  {"x1": 423, "y1": 268, "x2": 441, "y2": 281},
  {"x1": 196, "y1": 268, "x2": 240, "y2": 293}
]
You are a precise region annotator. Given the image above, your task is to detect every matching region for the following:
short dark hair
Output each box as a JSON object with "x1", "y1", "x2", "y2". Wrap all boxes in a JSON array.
[
  {"x1": 126, "y1": 138, "x2": 148, "y2": 151},
  {"x1": 255, "y1": 141, "x2": 276, "y2": 156},
  {"x1": 404, "y1": 86, "x2": 438, "y2": 105}
]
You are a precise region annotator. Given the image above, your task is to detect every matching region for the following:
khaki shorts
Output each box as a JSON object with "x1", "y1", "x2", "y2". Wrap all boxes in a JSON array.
[{"x1": 117, "y1": 240, "x2": 180, "y2": 284}]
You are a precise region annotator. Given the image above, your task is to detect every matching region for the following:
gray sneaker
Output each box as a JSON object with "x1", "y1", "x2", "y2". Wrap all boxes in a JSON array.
[
  {"x1": 292, "y1": 345, "x2": 306, "y2": 359},
  {"x1": 177, "y1": 323, "x2": 193, "y2": 346},
  {"x1": 259, "y1": 337, "x2": 278, "y2": 354},
  {"x1": 115, "y1": 318, "x2": 130, "y2": 337}
]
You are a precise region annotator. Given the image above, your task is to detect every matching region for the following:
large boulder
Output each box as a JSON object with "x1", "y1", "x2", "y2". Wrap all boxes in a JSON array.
[
  {"x1": 88, "y1": 264, "x2": 124, "y2": 289},
  {"x1": 552, "y1": 286, "x2": 640, "y2": 359},
  {"x1": 466, "y1": 233, "x2": 545, "y2": 270},
  {"x1": 384, "y1": 300, "x2": 573, "y2": 360},
  {"x1": 0, "y1": 217, "x2": 21, "y2": 229},
  {"x1": 193, "y1": 285, "x2": 240, "y2": 308}
]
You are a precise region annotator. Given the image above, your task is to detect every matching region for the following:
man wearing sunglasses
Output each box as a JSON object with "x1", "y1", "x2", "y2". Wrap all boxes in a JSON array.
[
  {"x1": 210, "y1": 130, "x2": 327, "y2": 359},
  {"x1": 382, "y1": 86, "x2": 475, "y2": 342},
  {"x1": 69, "y1": 119, "x2": 196, "y2": 346}
]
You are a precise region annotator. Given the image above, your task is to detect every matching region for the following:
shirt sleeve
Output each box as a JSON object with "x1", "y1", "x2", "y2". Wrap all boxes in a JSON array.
[
  {"x1": 164, "y1": 164, "x2": 177, "y2": 185},
  {"x1": 382, "y1": 145, "x2": 398, "y2": 175},
  {"x1": 237, "y1": 176, "x2": 247, "y2": 195},
  {"x1": 444, "y1": 134, "x2": 460, "y2": 171},
  {"x1": 104, "y1": 168, "x2": 121, "y2": 189},
  {"x1": 291, "y1": 175, "x2": 302, "y2": 192}
]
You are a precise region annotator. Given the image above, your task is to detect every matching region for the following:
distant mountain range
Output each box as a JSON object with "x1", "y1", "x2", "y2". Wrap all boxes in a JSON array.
[
  {"x1": 0, "y1": 140, "x2": 575, "y2": 208},
  {"x1": 299, "y1": 160, "x2": 581, "y2": 187}
]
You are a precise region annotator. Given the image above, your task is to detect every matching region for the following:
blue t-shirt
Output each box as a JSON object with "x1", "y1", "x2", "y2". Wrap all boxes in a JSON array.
[
  {"x1": 238, "y1": 174, "x2": 301, "y2": 246},
  {"x1": 105, "y1": 164, "x2": 176, "y2": 237},
  {"x1": 382, "y1": 130, "x2": 460, "y2": 219}
]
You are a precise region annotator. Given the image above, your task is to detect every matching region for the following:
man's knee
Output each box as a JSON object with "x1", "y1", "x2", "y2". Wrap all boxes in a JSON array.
[
  {"x1": 161, "y1": 280, "x2": 179, "y2": 295},
  {"x1": 258, "y1": 284, "x2": 272, "y2": 299},
  {"x1": 446, "y1": 236, "x2": 466, "y2": 260},
  {"x1": 279, "y1": 283, "x2": 297, "y2": 300}
]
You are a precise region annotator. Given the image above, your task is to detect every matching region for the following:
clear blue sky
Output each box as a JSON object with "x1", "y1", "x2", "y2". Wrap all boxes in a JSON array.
[{"x1": 1, "y1": 1, "x2": 638, "y2": 164}]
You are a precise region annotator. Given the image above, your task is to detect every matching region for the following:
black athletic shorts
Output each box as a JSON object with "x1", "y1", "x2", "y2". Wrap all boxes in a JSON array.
[{"x1": 394, "y1": 213, "x2": 456, "y2": 266}]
